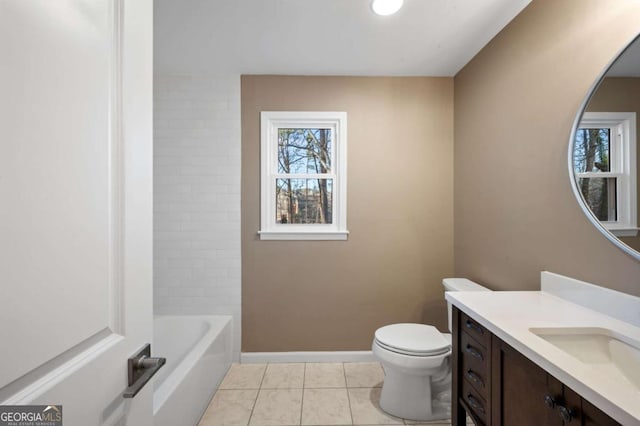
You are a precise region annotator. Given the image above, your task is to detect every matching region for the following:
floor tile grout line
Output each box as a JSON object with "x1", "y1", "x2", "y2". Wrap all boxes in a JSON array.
[
  {"x1": 341, "y1": 361, "x2": 348, "y2": 388},
  {"x1": 300, "y1": 363, "x2": 306, "y2": 426},
  {"x1": 302, "y1": 362, "x2": 308, "y2": 389},
  {"x1": 342, "y1": 362, "x2": 356, "y2": 426},
  {"x1": 258, "y1": 363, "x2": 268, "y2": 389},
  {"x1": 219, "y1": 387, "x2": 262, "y2": 390},
  {"x1": 244, "y1": 388, "x2": 260, "y2": 426},
  {"x1": 300, "y1": 386, "x2": 305, "y2": 425},
  {"x1": 246, "y1": 364, "x2": 268, "y2": 426}
]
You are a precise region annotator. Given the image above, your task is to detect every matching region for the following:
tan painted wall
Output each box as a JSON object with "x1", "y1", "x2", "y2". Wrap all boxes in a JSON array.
[
  {"x1": 241, "y1": 76, "x2": 454, "y2": 351},
  {"x1": 454, "y1": 0, "x2": 640, "y2": 294},
  {"x1": 586, "y1": 77, "x2": 640, "y2": 252}
]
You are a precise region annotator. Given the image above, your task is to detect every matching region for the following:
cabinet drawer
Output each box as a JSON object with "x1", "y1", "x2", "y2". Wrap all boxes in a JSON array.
[
  {"x1": 460, "y1": 331, "x2": 489, "y2": 375},
  {"x1": 461, "y1": 378, "x2": 487, "y2": 425},
  {"x1": 461, "y1": 336, "x2": 489, "y2": 400},
  {"x1": 460, "y1": 311, "x2": 490, "y2": 348}
]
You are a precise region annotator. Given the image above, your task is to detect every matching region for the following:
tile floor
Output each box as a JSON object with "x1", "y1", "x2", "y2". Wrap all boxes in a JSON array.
[{"x1": 198, "y1": 362, "x2": 473, "y2": 426}]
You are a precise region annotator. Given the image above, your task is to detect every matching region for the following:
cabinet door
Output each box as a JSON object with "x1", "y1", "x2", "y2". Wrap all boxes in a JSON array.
[
  {"x1": 491, "y1": 337, "x2": 562, "y2": 426},
  {"x1": 564, "y1": 387, "x2": 621, "y2": 426},
  {"x1": 581, "y1": 399, "x2": 621, "y2": 426}
]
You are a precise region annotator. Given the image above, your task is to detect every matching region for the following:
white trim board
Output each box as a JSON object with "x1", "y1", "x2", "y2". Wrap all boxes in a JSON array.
[{"x1": 240, "y1": 351, "x2": 375, "y2": 364}]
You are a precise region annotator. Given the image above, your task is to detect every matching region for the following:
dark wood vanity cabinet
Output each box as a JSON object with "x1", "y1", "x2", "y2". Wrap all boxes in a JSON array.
[
  {"x1": 453, "y1": 309, "x2": 492, "y2": 425},
  {"x1": 452, "y1": 307, "x2": 620, "y2": 426}
]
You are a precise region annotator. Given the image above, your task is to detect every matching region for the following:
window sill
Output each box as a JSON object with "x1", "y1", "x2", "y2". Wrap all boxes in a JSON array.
[
  {"x1": 608, "y1": 227, "x2": 639, "y2": 237},
  {"x1": 258, "y1": 230, "x2": 349, "y2": 241}
]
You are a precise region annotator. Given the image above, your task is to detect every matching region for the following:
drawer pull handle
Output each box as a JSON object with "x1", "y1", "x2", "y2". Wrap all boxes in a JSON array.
[
  {"x1": 465, "y1": 319, "x2": 484, "y2": 334},
  {"x1": 466, "y1": 369, "x2": 484, "y2": 388},
  {"x1": 543, "y1": 394, "x2": 557, "y2": 409},
  {"x1": 467, "y1": 394, "x2": 485, "y2": 414},
  {"x1": 558, "y1": 406, "x2": 574, "y2": 423},
  {"x1": 465, "y1": 344, "x2": 484, "y2": 360}
]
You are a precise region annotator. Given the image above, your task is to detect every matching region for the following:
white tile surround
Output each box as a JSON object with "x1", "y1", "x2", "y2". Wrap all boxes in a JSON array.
[{"x1": 154, "y1": 74, "x2": 241, "y2": 359}]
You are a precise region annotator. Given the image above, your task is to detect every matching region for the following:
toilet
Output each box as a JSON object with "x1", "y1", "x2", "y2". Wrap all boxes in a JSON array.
[{"x1": 372, "y1": 278, "x2": 491, "y2": 421}]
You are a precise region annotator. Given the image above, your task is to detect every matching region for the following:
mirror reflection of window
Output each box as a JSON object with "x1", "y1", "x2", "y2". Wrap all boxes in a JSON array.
[
  {"x1": 575, "y1": 127, "x2": 614, "y2": 221},
  {"x1": 573, "y1": 112, "x2": 637, "y2": 236}
]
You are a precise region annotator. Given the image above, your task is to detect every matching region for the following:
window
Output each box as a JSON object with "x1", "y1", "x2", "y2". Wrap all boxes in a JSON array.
[
  {"x1": 259, "y1": 111, "x2": 348, "y2": 240},
  {"x1": 574, "y1": 112, "x2": 637, "y2": 237}
]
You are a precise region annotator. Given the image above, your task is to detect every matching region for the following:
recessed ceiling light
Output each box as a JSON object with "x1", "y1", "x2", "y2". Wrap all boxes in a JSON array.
[{"x1": 371, "y1": 0, "x2": 404, "y2": 16}]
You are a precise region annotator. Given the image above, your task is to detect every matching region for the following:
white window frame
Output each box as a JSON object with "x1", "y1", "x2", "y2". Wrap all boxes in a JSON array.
[
  {"x1": 577, "y1": 112, "x2": 637, "y2": 237},
  {"x1": 259, "y1": 111, "x2": 348, "y2": 240}
]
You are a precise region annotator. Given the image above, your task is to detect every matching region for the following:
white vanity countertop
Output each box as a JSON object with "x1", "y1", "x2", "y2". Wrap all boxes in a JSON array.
[{"x1": 446, "y1": 290, "x2": 640, "y2": 426}]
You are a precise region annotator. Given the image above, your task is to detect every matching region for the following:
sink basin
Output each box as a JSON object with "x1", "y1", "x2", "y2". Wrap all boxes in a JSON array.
[{"x1": 529, "y1": 327, "x2": 640, "y2": 390}]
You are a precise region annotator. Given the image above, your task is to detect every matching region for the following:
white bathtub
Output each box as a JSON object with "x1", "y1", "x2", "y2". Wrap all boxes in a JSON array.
[{"x1": 153, "y1": 315, "x2": 233, "y2": 426}]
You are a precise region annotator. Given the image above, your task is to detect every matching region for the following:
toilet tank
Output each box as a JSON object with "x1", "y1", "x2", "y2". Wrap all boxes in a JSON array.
[{"x1": 442, "y1": 278, "x2": 491, "y2": 332}]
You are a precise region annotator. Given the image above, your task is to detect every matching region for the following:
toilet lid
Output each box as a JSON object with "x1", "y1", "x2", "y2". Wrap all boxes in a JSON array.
[{"x1": 374, "y1": 323, "x2": 450, "y2": 356}]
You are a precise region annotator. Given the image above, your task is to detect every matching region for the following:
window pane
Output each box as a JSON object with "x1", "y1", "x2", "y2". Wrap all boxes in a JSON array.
[
  {"x1": 573, "y1": 128, "x2": 611, "y2": 173},
  {"x1": 278, "y1": 128, "x2": 332, "y2": 174},
  {"x1": 578, "y1": 177, "x2": 617, "y2": 221},
  {"x1": 276, "y1": 178, "x2": 333, "y2": 224}
]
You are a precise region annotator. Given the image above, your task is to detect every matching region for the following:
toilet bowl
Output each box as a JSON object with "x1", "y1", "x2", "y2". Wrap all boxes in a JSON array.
[{"x1": 372, "y1": 278, "x2": 490, "y2": 421}]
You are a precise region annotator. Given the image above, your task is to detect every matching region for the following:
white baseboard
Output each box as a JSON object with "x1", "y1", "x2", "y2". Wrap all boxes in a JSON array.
[{"x1": 240, "y1": 351, "x2": 375, "y2": 364}]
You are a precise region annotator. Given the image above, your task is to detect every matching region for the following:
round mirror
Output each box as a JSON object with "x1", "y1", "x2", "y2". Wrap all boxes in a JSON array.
[{"x1": 569, "y1": 35, "x2": 640, "y2": 261}]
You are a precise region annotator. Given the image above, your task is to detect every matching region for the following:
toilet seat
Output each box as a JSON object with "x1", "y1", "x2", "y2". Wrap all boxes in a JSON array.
[{"x1": 374, "y1": 323, "x2": 450, "y2": 357}]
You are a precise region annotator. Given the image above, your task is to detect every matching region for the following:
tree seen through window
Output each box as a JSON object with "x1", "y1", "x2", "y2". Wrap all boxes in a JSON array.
[
  {"x1": 276, "y1": 128, "x2": 333, "y2": 224},
  {"x1": 574, "y1": 128, "x2": 615, "y2": 221}
]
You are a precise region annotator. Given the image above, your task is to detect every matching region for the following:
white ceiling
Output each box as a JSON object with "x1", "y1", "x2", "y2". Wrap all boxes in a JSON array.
[{"x1": 154, "y1": 0, "x2": 531, "y2": 76}]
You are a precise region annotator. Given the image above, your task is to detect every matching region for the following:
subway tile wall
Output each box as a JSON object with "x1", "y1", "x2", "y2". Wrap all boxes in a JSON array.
[{"x1": 154, "y1": 74, "x2": 241, "y2": 359}]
